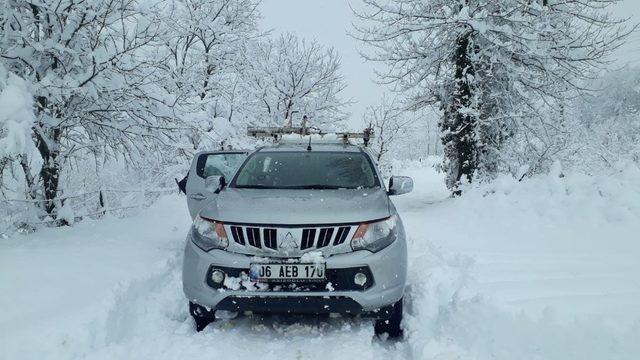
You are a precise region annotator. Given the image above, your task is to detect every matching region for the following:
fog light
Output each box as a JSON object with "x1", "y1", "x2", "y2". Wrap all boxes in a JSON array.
[
  {"x1": 211, "y1": 269, "x2": 225, "y2": 284},
  {"x1": 354, "y1": 272, "x2": 367, "y2": 286}
]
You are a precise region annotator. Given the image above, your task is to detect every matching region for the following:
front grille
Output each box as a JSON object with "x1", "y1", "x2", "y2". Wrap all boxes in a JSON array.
[
  {"x1": 227, "y1": 225, "x2": 355, "y2": 255},
  {"x1": 300, "y1": 229, "x2": 316, "y2": 250},
  {"x1": 230, "y1": 226, "x2": 245, "y2": 245},
  {"x1": 246, "y1": 227, "x2": 261, "y2": 248},
  {"x1": 317, "y1": 228, "x2": 334, "y2": 248},
  {"x1": 263, "y1": 228, "x2": 277, "y2": 250},
  {"x1": 333, "y1": 226, "x2": 350, "y2": 245}
]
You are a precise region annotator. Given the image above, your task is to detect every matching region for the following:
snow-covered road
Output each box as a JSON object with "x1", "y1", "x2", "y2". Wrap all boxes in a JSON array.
[{"x1": 1, "y1": 164, "x2": 639, "y2": 360}]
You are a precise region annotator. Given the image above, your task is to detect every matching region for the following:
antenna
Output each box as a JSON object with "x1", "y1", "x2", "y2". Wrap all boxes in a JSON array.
[{"x1": 307, "y1": 136, "x2": 312, "y2": 151}]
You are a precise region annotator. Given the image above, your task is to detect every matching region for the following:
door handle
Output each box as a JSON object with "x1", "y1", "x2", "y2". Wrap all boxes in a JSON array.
[{"x1": 189, "y1": 193, "x2": 207, "y2": 201}]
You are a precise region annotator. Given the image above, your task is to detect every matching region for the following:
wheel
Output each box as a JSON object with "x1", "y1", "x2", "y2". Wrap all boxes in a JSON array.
[
  {"x1": 374, "y1": 298, "x2": 403, "y2": 339},
  {"x1": 189, "y1": 302, "x2": 216, "y2": 332}
]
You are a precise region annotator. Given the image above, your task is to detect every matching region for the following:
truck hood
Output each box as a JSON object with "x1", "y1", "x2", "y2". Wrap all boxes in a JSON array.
[{"x1": 200, "y1": 187, "x2": 391, "y2": 225}]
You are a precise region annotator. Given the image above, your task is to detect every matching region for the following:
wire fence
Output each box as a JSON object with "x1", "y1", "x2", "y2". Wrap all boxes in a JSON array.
[{"x1": 1, "y1": 186, "x2": 177, "y2": 231}]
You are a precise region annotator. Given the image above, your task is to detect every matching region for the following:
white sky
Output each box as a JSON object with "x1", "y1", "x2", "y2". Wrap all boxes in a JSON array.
[
  {"x1": 259, "y1": 0, "x2": 640, "y2": 129},
  {"x1": 612, "y1": 0, "x2": 640, "y2": 64}
]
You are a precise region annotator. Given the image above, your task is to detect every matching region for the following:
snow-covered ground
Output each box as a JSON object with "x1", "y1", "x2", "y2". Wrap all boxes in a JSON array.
[{"x1": 1, "y1": 163, "x2": 639, "y2": 360}]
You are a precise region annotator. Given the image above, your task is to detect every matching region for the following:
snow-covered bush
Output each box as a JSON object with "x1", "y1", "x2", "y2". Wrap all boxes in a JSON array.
[
  {"x1": 503, "y1": 66, "x2": 640, "y2": 177},
  {"x1": 570, "y1": 67, "x2": 640, "y2": 171}
]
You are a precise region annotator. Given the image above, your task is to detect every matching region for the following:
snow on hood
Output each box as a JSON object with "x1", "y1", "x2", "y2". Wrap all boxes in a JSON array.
[{"x1": 200, "y1": 187, "x2": 391, "y2": 225}]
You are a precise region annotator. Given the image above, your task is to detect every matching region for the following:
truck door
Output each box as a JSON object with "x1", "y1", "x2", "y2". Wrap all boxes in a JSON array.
[{"x1": 185, "y1": 151, "x2": 247, "y2": 219}]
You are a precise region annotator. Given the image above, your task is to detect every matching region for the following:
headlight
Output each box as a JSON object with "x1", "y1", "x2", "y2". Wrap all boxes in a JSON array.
[
  {"x1": 350, "y1": 215, "x2": 398, "y2": 252},
  {"x1": 191, "y1": 216, "x2": 228, "y2": 251}
]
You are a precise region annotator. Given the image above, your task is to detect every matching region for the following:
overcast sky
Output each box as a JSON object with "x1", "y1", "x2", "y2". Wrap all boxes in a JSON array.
[{"x1": 260, "y1": 0, "x2": 640, "y2": 129}]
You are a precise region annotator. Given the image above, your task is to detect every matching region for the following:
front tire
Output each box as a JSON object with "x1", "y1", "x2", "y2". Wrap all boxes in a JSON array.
[
  {"x1": 374, "y1": 298, "x2": 403, "y2": 339},
  {"x1": 189, "y1": 302, "x2": 216, "y2": 332}
]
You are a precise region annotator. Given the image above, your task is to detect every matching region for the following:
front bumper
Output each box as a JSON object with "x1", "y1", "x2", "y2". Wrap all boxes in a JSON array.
[{"x1": 182, "y1": 232, "x2": 407, "y2": 316}]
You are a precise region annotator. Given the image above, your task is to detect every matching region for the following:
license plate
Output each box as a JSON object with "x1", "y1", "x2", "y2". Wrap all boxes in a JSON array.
[{"x1": 249, "y1": 263, "x2": 326, "y2": 282}]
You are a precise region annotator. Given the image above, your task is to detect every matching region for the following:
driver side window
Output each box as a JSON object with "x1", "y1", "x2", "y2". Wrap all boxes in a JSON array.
[{"x1": 196, "y1": 153, "x2": 247, "y2": 179}]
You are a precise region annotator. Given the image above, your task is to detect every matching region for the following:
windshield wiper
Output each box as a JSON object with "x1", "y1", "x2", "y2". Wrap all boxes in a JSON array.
[
  {"x1": 283, "y1": 184, "x2": 345, "y2": 190},
  {"x1": 235, "y1": 184, "x2": 350, "y2": 190},
  {"x1": 234, "y1": 184, "x2": 279, "y2": 189}
]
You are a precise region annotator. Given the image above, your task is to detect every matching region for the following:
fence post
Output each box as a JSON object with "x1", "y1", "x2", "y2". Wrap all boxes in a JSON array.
[{"x1": 99, "y1": 189, "x2": 107, "y2": 217}]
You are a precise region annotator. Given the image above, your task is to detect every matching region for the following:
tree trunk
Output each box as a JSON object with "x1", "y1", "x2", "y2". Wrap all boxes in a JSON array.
[
  {"x1": 441, "y1": 32, "x2": 478, "y2": 195},
  {"x1": 19, "y1": 155, "x2": 37, "y2": 200},
  {"x1": 377, "y1": 140, "x2": 385, "y2": 162},
  {"x1": 33, "y1": 94, "x2": 63, "y2": 218},
  {"x1": 35, "y1": 127, "x2": 62, "y2": 217}
]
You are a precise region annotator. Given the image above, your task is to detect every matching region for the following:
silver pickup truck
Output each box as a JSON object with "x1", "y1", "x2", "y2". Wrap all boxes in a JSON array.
[{"x1": 181, "y1": 136, "x2": 412, "y2": 338}]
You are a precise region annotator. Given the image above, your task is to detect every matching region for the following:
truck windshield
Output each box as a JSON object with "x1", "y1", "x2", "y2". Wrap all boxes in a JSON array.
[{"x1": 232, "y1": 152, "x2": 379, "y2": 189}]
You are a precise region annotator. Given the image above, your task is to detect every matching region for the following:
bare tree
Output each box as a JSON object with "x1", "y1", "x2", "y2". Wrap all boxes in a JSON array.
[
  {"x1": 354, "y1": 0, "x2": 634, "y2": 193},
  {"x1": 243, "y1": 33, "x2": 350, "y2": 127},
  {"x1": 365, "y1": 97, "x2": 413, "y2": 162}
]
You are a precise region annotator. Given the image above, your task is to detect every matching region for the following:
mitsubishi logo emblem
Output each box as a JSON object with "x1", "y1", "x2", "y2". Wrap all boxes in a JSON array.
[{"x1": 279, "y1": 231, "x2": 299, "y2": 250}]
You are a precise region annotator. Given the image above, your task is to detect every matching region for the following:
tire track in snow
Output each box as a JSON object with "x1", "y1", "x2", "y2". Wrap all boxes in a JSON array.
[
  {"x1": 87, "y1": 243, "x2": 415, "y2": 360},
  {"x1": 102, "y1": 247, "x2": 187, "y2": 345}
]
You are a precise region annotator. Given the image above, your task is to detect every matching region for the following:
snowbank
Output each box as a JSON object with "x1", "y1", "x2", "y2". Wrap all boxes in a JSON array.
[
  {"x1": 397, "y1": 162, "x2": 640, "y2": 358},
  {"x1": 0, "y1": 196, "x2": 190, "y2": 359}
]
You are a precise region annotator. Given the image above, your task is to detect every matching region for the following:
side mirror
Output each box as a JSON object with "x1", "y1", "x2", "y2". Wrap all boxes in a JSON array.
[
  {"x1": 388, "y1": 176, "x2": 413, "y2": 196},
  {"x1": 205, "y1": 175, "x2": 226, "y2": 193}
]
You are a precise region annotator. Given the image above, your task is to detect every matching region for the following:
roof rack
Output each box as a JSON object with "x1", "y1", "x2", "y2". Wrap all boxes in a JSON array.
[
  {"x1": 247, "y1": 126, "x2": 312, "y2": 138},
  {"x1": 247, "y1": 126, "x2": 374, "y2": 146}
]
